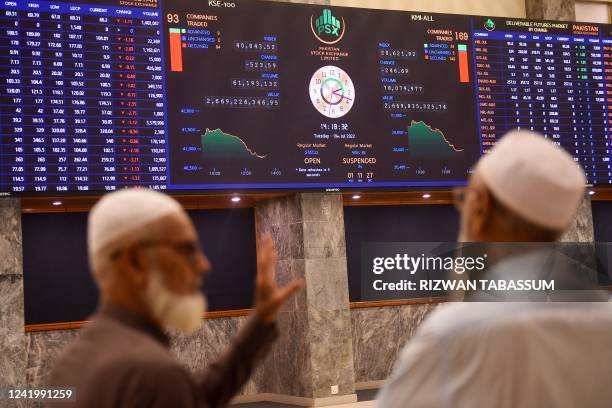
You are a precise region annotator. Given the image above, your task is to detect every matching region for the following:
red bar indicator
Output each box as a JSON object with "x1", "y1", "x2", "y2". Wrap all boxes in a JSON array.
[
  {"x1": 458, "y1": 43, "x2": 469, "y2": 83},
  {"x1": 169, "y1": 28, "x2": 183, "y2": 72}
]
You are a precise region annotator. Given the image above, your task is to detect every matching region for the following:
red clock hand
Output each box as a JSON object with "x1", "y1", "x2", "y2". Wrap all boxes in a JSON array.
[{"x1": 332, "y1": 89, "x2": 352, "y2": 101}]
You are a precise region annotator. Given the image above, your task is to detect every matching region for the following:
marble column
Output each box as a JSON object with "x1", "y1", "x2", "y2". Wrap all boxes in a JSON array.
[
  {"x1": 0, "y1": 198, "x2": 27, "y2": 390},
  {"x1": 525, "y1": 0, "x2": 576, "y2": 21},
  {"x1": 258, "y1": 5, "x2": 347, "y2": 401},
  {"x1": 255, "y1": 193, "x2": 356, "y2": 405},
  {"x1": 561, "y1": 196, "x2": 595, "y2": 243}
]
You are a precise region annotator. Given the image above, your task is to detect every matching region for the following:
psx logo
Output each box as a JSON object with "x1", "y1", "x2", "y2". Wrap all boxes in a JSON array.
[
  {"x1": 311, "y1": 8, "x2": 346, "y2": 45},
  {"x1": 316, "y1": 9, "x2": 340, "y2": 36}
]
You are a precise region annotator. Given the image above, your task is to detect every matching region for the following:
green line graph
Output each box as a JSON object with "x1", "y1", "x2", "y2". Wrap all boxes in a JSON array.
[
  {"x1": 407, "y1": 121, "x2": 464, "y2": 160},
  {"x1": 200, "y1": 129, "x2": 266, "y2": 161}
]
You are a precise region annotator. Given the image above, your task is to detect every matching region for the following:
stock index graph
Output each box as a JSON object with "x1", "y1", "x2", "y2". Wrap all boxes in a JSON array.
[
  {"x1": 0, "y1": 0, "x2": 611, "y2": 194},
  {"x1": 165, "y1": 2, "x2": 480, "y2": 189}
]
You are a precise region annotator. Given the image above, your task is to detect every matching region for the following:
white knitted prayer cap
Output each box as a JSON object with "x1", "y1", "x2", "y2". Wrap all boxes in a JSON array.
[
  {"x1": 476, "y1": 130, "x2": 586, "y2": 231},
  {"x1": 88, "y1": 189, "x2": 183, "y2": 256}
]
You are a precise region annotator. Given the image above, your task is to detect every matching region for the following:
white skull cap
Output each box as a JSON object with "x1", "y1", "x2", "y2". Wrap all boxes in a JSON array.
[
  {"x1": 476, "y1": 130, "x2": 587, "y2": 231},
  {"x1": 88, "y1": 189, "x2": 183, "y2": 255}
]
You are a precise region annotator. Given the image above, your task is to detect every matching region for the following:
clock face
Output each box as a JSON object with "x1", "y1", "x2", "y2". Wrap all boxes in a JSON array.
[{"x1": 309, "y1": 65, "x2": 355, "y2": 118}]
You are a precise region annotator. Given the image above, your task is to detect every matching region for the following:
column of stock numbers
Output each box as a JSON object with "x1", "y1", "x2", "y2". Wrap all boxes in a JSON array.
[{"x1": 0, "y1": 1, "x2": 167, "y2": 193}]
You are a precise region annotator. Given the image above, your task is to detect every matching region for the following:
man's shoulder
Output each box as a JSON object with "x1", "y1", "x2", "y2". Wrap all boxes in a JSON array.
[
  {"x1": 85, "y1": 317, "x2": 164, "y2": 348},
  {"x1": 48, "y1": 340, "x2": 192, "y2": 408},
  {"x1": 48, "y1": 315, "x2": 180, "y2": 385},
  {"x1": 416, "y1": 302, "x2": 612, "y2": 340},
  {"x1": 383, "y1": 302, "x2": 612, "y2": 408},
  {"x1": 414, "y1": 303, "x2": 513, "y2": 338}
]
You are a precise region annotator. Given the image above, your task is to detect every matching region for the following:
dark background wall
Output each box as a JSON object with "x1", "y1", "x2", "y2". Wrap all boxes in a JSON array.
[
  {"x1": 344, "y1": 204, "x2": 460, "y2": 301},
  {"x1": 23, "y1": 202, "x2": 609, "y2": 324},
  {"x1": 22, "y1": 208, "x2": 258, "y2": 325},
  {"x1": 592, "y1": 201, "x2": 612, "y2": 242}
]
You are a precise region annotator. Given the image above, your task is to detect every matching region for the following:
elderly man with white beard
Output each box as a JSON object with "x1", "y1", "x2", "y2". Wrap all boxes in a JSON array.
[{"x1": 46, "y1": 189, "x2": 303, "y2": 408}]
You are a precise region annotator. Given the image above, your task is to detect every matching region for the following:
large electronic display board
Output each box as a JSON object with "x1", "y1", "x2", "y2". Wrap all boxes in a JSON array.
[{"x1": 0, "y1": 0, "x2": 610, "y2": 195}]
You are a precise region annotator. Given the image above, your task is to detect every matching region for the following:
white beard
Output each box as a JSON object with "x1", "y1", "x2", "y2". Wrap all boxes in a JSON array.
[{"x1": 144, "y1": 269, "x2": 207, "y2": 334}]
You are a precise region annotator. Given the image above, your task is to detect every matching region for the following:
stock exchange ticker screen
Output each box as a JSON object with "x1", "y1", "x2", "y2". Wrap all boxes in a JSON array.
[{"x1": 0, "y1": 0, "x2": 611, "y2": 195}]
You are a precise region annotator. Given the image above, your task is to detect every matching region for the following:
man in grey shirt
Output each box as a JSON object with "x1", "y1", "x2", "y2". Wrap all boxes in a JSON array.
[{"x1": 47, "y1": 189, "x2": 303, "y2": 408}]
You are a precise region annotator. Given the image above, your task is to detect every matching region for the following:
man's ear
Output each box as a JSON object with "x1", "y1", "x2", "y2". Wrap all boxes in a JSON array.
[
  {"x1": 125, "y1": 244, "x2": 148, "y2": 289},
  {"x1": 468, "y1": 184, "x2": 492, "y2": 239}
]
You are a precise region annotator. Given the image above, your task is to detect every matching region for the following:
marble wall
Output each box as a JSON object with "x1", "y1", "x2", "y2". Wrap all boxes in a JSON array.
[
  {"x1": 561, "y1": 196, "x2": 595, "y2": 243},
  {"x1": 170, "y1": 315, "x2": 265, "y2": 396},
  {"x1": 351, "y1": 303, "x2": 438, "y2": 383},
  {"x1": 25, "y1": 303, "x2": 438, "y2": 395},
  {"x1": 0, "y1": 199, "x2": 22, "y2": 276},
  {"x1": 25, "y1": 317, "x2": 263, "y2": 393},
  {"x1": 25, "y1": 330, "x2": 79, "y2": 388},
  {"x1": 0, "y1": 199, "x2": 26, "y2": 390},
  {"x1": 525, "y1": 0, "x2": 576, "y2": 21}
]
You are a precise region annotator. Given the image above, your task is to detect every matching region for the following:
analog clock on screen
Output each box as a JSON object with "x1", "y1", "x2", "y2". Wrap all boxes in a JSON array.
[{"x1": 309, "y1": 66, "x2": 355, "y2": 118}]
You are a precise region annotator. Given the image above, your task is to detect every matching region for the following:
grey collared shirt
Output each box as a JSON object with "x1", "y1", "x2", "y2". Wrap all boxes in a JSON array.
[{"x1": 46, "y1": 305, "x2": 277, "y2": 408}]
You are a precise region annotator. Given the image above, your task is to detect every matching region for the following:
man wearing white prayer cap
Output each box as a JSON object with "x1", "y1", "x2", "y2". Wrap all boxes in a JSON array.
[
  {"x1": 378, "y1": 130, "x2": 612, "y2": 408},
  {"x1": 47, "y1": 189, "x2": 303, "y2": 408}
]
